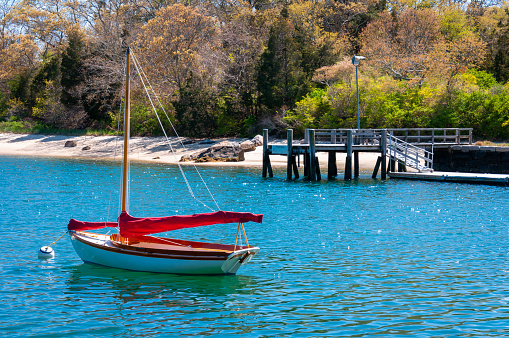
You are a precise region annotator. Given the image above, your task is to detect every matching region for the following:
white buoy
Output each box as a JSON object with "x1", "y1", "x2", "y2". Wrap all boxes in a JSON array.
[{"x1": 38, "y1": 246, "x2": 55, "y2": 259}]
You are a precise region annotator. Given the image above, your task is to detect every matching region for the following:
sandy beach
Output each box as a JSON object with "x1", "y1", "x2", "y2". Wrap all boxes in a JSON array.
[{"x1": 0, "y1": 133, "x2": 380, "y2": 172}]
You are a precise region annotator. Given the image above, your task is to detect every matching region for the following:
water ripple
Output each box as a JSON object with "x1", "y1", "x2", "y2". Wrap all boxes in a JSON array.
[{"x1": 1, "y1": 157, "x2": 508, "y2": 337}]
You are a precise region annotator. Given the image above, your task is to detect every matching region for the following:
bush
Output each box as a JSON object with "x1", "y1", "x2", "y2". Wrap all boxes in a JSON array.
[
  {"x1": 466, "y1": 69, "x2": 498, "y2": 90},
  {"x1": 110, "y1": 100, "x2": 175, "y2": 137},
  {"x1": 447, "y1": 87, "x2": 509, "y2": 139},
  {"x1": 284, "y1": 88, "x2": 332, "y2": 135}
]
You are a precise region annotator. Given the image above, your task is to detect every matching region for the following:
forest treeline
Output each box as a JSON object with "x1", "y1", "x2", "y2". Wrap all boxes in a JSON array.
[{"x1": 1, "y1": 0, "x2": 509, "y2": 139}]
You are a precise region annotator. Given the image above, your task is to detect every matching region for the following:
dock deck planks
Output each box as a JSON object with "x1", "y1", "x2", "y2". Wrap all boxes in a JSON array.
[{"x1": 388, "y1": 171, "x2": 509, "y2": 185}]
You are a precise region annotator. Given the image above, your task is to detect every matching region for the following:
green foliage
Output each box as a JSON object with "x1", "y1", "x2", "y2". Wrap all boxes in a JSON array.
[
  {"x1": 174, "y1": 75, "x2": 218, "y2": 138},
  {"x1": 214, "y1": 92, "x2": 256, "y2": 137},
  {"x1": 110, "y1": 100, "x2": 174, "y2": 137},
  {"x1": 2, "y1": 1, "x2": 508, "y2": 140},
  {"x1": 440, "y1": 7, "x2": 471, "y2": 41},
  {"x1": 446, "y1": 86, "x2": 509, "y2": 139},
  {"x1": 465, "y1": 69, "x2": 498, "y2": 89},
  {"x1": 288, "y1": 71, "x2": 509, "y2": 140},
  {"x1": 29, "y1": 54, "x2": 61, "y2": 108},
  {"x1": 0, "y1": 120, "x2": 29, "y2": 133},
  {"x1": 0, "y1": 118, "x2": 63, "y2": 134},
  {"x1": 215, "y1": 113, "x2": 244, "y2": 137},
  {"x1": 61, "y1": 29, "x2": 85, "y2": 106},
  {"x1": 284, "y1": 88, "x2": 331, "y2": 135},
  {"x1": 82, "y1": 88, "x2": 118, "y2": 123},
  {"x1": 256, "y1": 15, "x2": 304, "y2": 110},
  {"x1": 0, "y1": 91, "x2": 7, "y2": 120},
  {"x1": 256, "y1": 6, "x2": 336, "y2": 113},
  {"x1": 7, "y1": 72, "x2": 32, "y2": 118}
]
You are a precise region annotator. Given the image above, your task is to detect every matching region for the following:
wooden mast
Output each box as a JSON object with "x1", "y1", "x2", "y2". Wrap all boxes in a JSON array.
[{"x1": 121, "y1": 47, "x2": 131, "y2": 212}]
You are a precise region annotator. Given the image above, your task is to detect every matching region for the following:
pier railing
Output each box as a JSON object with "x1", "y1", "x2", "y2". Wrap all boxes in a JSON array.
[
  {"x1": 305, "y1": 128, "x2": 472, "y2": 146},
  {"x1": 387, "y1": 128, "x2": 472, "y2": 145},
  {"x1": 309, "y1": 129, "x2": 382, "y2": 145}
]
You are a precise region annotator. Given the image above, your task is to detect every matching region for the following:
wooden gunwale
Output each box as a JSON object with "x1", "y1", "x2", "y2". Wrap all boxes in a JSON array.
[
  {"x1": 111, "y1": 241, "x2": 230, "y2": 257},
  {"x1": 110, "y1": 233, "x2": 253, "y2": 252}
]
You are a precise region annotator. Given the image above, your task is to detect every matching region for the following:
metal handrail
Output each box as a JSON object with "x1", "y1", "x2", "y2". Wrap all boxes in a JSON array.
[{"x1": 387, "y1": 133, "x2": 433, "y2": 172}]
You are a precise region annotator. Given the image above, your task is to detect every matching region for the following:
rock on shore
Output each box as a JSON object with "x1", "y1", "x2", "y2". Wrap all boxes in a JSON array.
[{"x1": 184, "y1": 141, "x2": 245, "y2": 162}]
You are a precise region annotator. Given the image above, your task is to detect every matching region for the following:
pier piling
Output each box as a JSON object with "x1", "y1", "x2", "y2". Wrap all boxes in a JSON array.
[
  {"x1": 344, "y1": 129, "x2": 353, "y2": 180},
  {"x1": 372, "y1": 156, "x2": 382, "y2": 178},
  {"x1": 328, "y1": 151, "x2": 337, "y2": 179},
  {"x1": 381, "y1": 129, "x2": 387, "y2": 180},
  {"x1": 308, "y1": 129, "x2": 317, "y2": 181},
  {"x1": 398, "y1": 162, "x2": 406, "y2": 172},
  {"x1": 262, "y1": 129, "x2": 273, "y2": 178},
  {"x1": 287, "y1": 129, "x2": 293, "y2": 180},
  {"x1": 354, "y1": 151, "x2": 359, "y2": 178},
  {"x1": 315, "y1": 156, "x2": 322, "y2": 181},
  {"x1": 292, "y1": 156, "x2": 299, "y2": 179}
]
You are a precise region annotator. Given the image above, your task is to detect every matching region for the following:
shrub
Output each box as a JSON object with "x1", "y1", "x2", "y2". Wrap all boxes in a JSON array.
[
  {"x1": 110, "y1": 100, "x2": 174, "y2": 137},
  {"x1": 284, "y1": 88, "x2": 332, "y2": 135}
]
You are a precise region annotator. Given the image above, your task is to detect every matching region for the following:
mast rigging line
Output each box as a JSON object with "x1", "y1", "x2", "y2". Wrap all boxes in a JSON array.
[{"x1": 129, "y1": 48, "x2": 220, "y2": 212}]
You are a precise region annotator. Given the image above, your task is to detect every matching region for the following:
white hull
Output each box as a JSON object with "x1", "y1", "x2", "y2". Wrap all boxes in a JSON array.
[{"x1": 70, "y1": 231, "x2": 259, "y2": 275}]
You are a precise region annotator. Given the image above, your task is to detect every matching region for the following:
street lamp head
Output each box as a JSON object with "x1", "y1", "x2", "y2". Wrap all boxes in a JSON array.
[{"x1": 352, "y1": 55, "x2": 365, "y2": 66}]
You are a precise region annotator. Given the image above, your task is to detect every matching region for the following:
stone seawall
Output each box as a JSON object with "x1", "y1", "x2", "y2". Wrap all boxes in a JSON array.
[{"x1": 433, "y1": 145, "x2": 509, "y2": 174}]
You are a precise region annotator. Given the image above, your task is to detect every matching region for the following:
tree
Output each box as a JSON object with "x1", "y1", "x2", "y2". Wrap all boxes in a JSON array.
[
  {"x1": 215, "y1": 6, "x2": 268, "y2": 133},
  {"x1": 439, "y1": 5, "x2": 487, "y2": 80},
  {"x1": 0, "y1": 1, "x2": 38, "y2": 98},
  {"x1": 320, "y1": 0, "x2": 382, "y2": 35},
  {"x1": 257, "y1": 7, "x2": 306, "y2": 111},
  {"x1": 137, "y1": 4, "x2": 219, "y2": 96},
  {"x1": 360, "y1": 9, "x2": 444, "y2": 85},
  {"x1": 9, "y1": 0, "x2": 69, "y2": 56},
  {"x1": 78, "y1": 0, "x2": 149, "y2": 123},
  {"x1": 480, "y1": 6, "x2": 509, "y2": 83},
  {"x1": 360, "y1": 8, "x2": 486, "y2": 86},
  {"x1": 60, "y1": 26, "x2": 85, "y2": 106},
  {"x1": 312, "y1": 57, "x2": 355, "y2": 88},
  {"x1": 256, "y1": 3, "x2": 339, "y2": 113},
  {"x1": 174, "y1": 73, "x2": 218, "y2": 137}
]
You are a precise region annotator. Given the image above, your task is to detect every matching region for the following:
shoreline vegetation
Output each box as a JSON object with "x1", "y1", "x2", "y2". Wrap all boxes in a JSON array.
[{"x1": 2, "y1": 2, "x2": 509, "y2": 143}]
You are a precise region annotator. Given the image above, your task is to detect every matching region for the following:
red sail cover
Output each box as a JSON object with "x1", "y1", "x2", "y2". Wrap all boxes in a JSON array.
[
  {"x1": 67, "y1": 219, "x2": 118, "y2": 231},
  {"x1": 67, "y1": 211, "x2": 263, "y2": 237},
  {"x1": 118, "y1": 211, "x2": 263, "y2": 237}
]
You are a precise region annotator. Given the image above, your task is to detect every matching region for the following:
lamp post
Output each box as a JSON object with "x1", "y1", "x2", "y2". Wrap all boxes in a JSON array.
[{"x1": 352, "y1": 55, "x2": 365, "y2": 130}]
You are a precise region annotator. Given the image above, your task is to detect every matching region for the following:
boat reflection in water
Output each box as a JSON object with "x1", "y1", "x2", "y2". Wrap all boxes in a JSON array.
[{"x1": 65, "y1": 263, "x2": 258, "y2": 307}]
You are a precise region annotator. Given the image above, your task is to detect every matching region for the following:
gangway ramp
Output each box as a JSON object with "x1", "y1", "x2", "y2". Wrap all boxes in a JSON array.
[{"x1": 386, "y1": 133, "x2": 433, "y2": 172}]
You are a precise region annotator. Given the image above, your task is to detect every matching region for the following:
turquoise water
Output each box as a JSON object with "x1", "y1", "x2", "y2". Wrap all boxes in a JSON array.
[{"x1": 1, "y1": 155, "x2": 509, "y2": 337}]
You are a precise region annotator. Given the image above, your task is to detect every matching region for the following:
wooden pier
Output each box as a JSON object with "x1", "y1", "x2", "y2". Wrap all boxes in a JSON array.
[{"x1": 262, "y1": 128, "x2": 473, "y2": 181}]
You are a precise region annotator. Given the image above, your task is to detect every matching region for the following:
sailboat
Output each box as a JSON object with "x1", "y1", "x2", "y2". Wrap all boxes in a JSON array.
[{"x1": 67, "y1": 48, "x2": 262, "y2": 275}]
